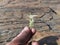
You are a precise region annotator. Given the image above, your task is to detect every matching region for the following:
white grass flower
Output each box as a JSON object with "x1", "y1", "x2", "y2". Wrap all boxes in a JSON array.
[{"x1": 29, "y1": 15, "x2": 37, "y2": 28}]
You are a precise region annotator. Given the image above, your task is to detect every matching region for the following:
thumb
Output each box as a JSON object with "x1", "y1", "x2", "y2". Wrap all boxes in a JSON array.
[{"x1": 7, "y1": 26, "x2": 36, "y2": 45}]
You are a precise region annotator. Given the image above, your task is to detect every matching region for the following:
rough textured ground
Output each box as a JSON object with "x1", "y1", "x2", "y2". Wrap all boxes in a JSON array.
[{"x1": 0, "y1": 0, "x2": 60, "y2": 45}]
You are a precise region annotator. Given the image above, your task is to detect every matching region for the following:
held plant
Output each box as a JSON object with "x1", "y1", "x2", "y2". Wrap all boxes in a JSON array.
[{"x1": 29, "y1": 15, "x2": 37, "y2": 28}]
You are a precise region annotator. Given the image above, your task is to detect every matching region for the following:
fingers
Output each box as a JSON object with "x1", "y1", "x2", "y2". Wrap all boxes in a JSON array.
[
  {"x1": 31, "y1": 28, "x2": 36, "y2": 34},
  {"x1": 32, "y1": 41, "x2": 39, "y2": 45},
  {"x1": 28, "y1": 41, "x2": 39, "y2": 45},
  {"x1": 11, "y1": 26, "x2": 36, "y2": 45}
]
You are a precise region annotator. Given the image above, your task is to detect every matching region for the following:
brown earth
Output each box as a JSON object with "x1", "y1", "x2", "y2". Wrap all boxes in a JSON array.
[{"x1": 0, "y1": 0, "x2": 60, "y2": 45}]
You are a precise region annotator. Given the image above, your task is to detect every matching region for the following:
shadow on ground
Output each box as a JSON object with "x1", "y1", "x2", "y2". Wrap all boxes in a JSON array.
[{"x1": 38, "y1": 36, "x2": 59, "y2": 45}]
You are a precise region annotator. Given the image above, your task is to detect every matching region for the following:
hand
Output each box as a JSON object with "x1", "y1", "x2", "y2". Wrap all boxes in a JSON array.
[{"x1": 6, "y1": 26, "x2": 39, "y2": 45}]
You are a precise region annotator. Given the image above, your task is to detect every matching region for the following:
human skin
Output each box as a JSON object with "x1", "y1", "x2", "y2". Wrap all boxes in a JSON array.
[{"x1": 6, "y1": 26, "x2": 39, "y2": 45}]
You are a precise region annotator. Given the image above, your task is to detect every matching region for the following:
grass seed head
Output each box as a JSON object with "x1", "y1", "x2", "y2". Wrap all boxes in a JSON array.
[{"x1": 29, "y1": 15, "x2": 37, "y2": 28}]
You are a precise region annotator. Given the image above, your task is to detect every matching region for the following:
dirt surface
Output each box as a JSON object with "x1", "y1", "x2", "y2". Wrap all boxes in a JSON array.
[{"x1": 0, "y1": 0, "x2": 60, "y2": 45}]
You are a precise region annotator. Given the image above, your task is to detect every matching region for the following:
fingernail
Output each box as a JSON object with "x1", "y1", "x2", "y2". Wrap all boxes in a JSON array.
[
  {"x1": 32, "y1": 28, "x2": 36, "y2": 34},
  {"x1": 24, "y1": 26, "x2": 30, "y2": 31}
]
